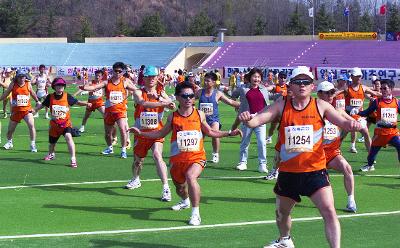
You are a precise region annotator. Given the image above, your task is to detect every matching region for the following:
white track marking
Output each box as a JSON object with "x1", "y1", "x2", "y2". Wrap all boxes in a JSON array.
[
  {"x1": 0, "y1": 174, "x2": 398, "y2": 190},
  {"x1": 0, "y1": 210, "x2": 398, "y2": 240}
]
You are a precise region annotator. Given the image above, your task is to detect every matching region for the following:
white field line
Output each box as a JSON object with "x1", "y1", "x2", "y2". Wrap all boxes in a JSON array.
[
  {"x1": 0, "y1": 174, "x2": 398, "y2": 190},
  {"x1": 0, "y1": 210, "x2": 399, "y2": 240}
]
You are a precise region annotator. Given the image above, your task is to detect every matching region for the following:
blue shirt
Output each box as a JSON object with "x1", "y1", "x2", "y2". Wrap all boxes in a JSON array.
[{"x1": 199, "y1": 89, "x2": 219, "y2": 125}]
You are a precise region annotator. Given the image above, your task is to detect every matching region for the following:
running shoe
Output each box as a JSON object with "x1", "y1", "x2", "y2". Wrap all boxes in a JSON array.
[
  {"x1": 120, "y1": 151, "x2": 127, "y2": 159},
  {"x1": 349, "y1": 147, "x2": 358, "y2": 153},
  {"x1": 236, "y1": 162, "x2": 247, "y2": 171},
  {"x1": 357, "y1": 137, "x2": 365, "y2": 143},
  {"x1": 345, "y1": 202, "x2": 357, "y2": 213},
  {"x1": 212, "y1": 153, "x2": 219, "y2": 163},
  {"x1": 258, "y1": 163, "x2": 268, "y2": 173},
  {"x1": 44, "y1": 153, "x2": 55, "y2": 161},
  {"x1": 264, "y1": 237, "x2": 295, "y2": 248},
  {"x1": 33, "y1": 113, "x2": 39, "y2": 118},
  {"x1": 3, "y1": 141, "x2": 13, "y2": 150},
  {"x1": 265, "y1": 168, "x2": 279, "y2": 180},
  {"x1": 79, "y1": 126, "x2": 85, "y2": 133},
  {"x1": 188, "y1": 214, "x2": 201, "y2": 226},
  {"x1": 171, "y1": 200, "x2": 190, "y2": 211},
  {"x1": 45, "y1": 113, "x2": 50, "y2": 119},
  {"x1": 161, "y1": 188, "x2": 172, "y2": 202},
  {"x1": 30, "y1": 144, "x2": 38, "y2": 153},
  {"x1": 124, "y1": 178, "x2": 141, "y2": 189},
  {"x1": 102, "y1": 147, "x2": 114, "y2": 155},
  {"x1": 71, "y1": 158, "x2": 78, "y2": 168},
  {"x1": 266, "y1": 136, "x2": 273, "y2": 144},
  {"x1": 360, "y1": 164, "x2": 375, "y2": 172}
]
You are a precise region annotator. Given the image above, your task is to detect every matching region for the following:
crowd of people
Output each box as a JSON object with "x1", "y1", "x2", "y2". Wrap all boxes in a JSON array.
[{"x1": 0, "y1": 63, "x2": 399, "y2": 248}]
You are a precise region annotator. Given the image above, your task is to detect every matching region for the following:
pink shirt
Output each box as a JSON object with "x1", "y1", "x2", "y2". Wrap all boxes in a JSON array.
[{"x1": 246, "y1": 87, "x2": 266, "y2": 114}]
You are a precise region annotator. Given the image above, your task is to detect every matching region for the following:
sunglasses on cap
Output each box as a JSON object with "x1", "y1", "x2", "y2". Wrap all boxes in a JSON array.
[
  {"x1": 321, "y1": 89, "x2": 336, "y2": 95},
  {"x1": 179, "y1": 93, "x2": 195, "y2": 99},
  {"x1": 290, "y1": 79, "x2": 313, "y2": 85}
]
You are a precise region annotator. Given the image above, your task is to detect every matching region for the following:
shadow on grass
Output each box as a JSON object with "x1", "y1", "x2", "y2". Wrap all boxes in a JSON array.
[
  {"x1": 43, "y1": 204, "x2": 184, "y2": 223},
  {"x1": 89, "y1": 239, "x2": 184, "y2": 248}
]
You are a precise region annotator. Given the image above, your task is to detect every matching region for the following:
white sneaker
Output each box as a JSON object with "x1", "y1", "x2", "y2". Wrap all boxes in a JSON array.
[
  {"x1": 357, "y1": 137, "x2": 365, "y2": 143},
  {"x1": 258, "y1": 163, "x2": 268, "y2": 173},
  {"x1": 236, "y1": 162, "x2": 247, "y2": 171},
  {"x1": 360, "y1": 164, "x2": 375, "y2": 172},
  {"x1": 33, "y1": 113, "x2": 39, "y2": 118},
  {"x1": 212, "y1": 153, "x2": 219, "y2": 163},
  {"x1": 3, "y1": 141, "x2": 13, "y2": 150},
  {"x1": 124, "y1": 178, "x2": 141, "y2": 189},
  {"x1": 45, "y1": 113, "x2": 50, "y2": 119},
  {"x1": 161, "y1": 188, "x2": 172, "y2": 202},
  {"x1": 264, "y1": 237, "x2": 295, "y2": 248},
  {"x1": 266, "y1": 136, "x2": 272, "y2": 144},
  {"x1": 79, "y1": 126, "x2": 85, "y2": 133},
  {"x1": 30, "y1": 144, "x2": 38, "y2": 153},
  {"x1": 171, "y1": 200, "x2": 190, "y2": 211},
  {"x1": 345, "y1": 202, "x2": 357, "y2": 213},
  {"x1": 350, "y1": 147, "x2": 358, "y2": 153},
  {"x1": 265, "y1": 168, "x2": 279, "y2": 180},
  {"x1": 188, "y1": 214, "x2": 201, "y2": 226}
]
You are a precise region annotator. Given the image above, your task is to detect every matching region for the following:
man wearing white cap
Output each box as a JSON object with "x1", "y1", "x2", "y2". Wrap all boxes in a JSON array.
[
  {"x1": 239, "y1": 66, "x2": 362, "y2": 248},
  {"x1": 344, "y1": 67, "x2": 380, "y2": 153},
  {"x1": 317, "y1": 81, "x2": 361, "y2": 213},
  {"x1": 0, "y1": 68, "x2": 13, "y2": 118}
]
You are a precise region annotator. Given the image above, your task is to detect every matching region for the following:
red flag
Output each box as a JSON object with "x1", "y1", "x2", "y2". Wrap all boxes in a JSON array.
[{"x1": 380, "y1": 4, "x2": 386, "y2": 15}]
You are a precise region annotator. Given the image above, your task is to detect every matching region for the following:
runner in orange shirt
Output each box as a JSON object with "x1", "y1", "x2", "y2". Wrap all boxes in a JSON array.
[
  {"x1": 125, "y1": 66, "x2": 175, "y2": 202},
  {"x1": 317, "y1": 81, "x2": 360, "y2": 213},
  {"x1": 0, "y1": 69, "x2": 40, "y2": 152},
  {"x1": 129, "y1": 82, "x2": 241, "y2": 226},
  {"x1": 80, "y1": 62, "x2": 137, "y2": 158},
  {"x1": 239, "y1": 66, "x2": 362, "y2": 248},
  {"x1": 33, "y1": 78, "x2": 91, "y2": 168},
  {"x1": 357, "y1": 79, "x2": 400, "y2": 172},
  {"x1": 344, "y1": 67, "x2": 380, "y2": 153}
]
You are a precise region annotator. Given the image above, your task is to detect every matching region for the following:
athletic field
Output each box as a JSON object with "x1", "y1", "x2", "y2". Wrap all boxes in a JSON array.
[{"x1": 0, "y1": 86, "x2": 399, "y2": 247}]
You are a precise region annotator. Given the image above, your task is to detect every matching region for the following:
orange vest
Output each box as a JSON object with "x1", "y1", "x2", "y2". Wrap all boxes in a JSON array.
[
  {"x1": 368, "y1": 96, "x2": 378, "y2": 119},
  {"x1": 170, "y1": 108, "x2": 206, "y2": 164},
  {"x1": 105, "y1": 78, "x2": 127, "y2": 113},
  {"x1": 275, "y1": 84, "x2": 287, "y2": 96},
  {"x1": 278, "y1": 98, "x2": 326, "y2": 173},
  {"x1": 88, "y1": 80, "x2": 104, "y2": 100},
  {"x1": 375, "y1": 98, "x2": 399, "y2": 136},
  {"x1": 134, "y1": 88, "x2": 164, "y2": 134},
  {"x1": 50, "y1": 93, "x2": 71, "y2": 128},
  {"x1": 333, "y1": 92, "x2": 345, "y2": 110},
  {"x1": 345, "y1": 84, "x2": 365, "y2": 108},
  {"x1": 11, "y1": 81, "x2": 31, "y2": 112}
]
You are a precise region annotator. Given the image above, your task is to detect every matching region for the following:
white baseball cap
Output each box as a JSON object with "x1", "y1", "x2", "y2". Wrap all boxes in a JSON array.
[
  {"x1": 351, "y1": 67, "x2": 362, "y2": 77},
  {"x1": 5, "y1": 67, "x2": 11, "y2": 72},
  {"x1": 317, "y1": 81, "x2": 335, "y2": 92},
  {"x1": 289, "y1": 66, "x2": 314, "y2": 81}
]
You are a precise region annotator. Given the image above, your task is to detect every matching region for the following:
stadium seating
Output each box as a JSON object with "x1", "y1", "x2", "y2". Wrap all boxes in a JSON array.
[
  {"x1": 202, "y1": 41, "x2": 400, "y2": 69},
  {"x1": 0, "y1": 42, "x2": 185, "y2": 67}
]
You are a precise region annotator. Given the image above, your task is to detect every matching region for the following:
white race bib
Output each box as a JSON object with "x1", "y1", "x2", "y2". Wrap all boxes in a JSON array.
[
  {"x1": 109, "y1": 91, "x2": 123, "y2": 104},
  {"x1": 350, "y1": 98, "x2": 363, "y2": 107},
  {"x1": 92, "y1": 89, "x2": 103, "y2": 97},
  {"x1": 16, "y1": 95, "x2": 29, "y2": 107},
  {"x1": 177, "y1": 130, "x2": 201, "y2": 152},
  {"x1": 200, "y1": 103, "x2": 213, "y2": 116},
  {"x1": 335, "y1": 99, "x2": 345, "y2": 110},
  {"x1": 140, "y1": 112, "x2": 159, "y2": 129},
  {"x1": 52, "y1": 105, "x2": 68, "y2": 119},
  {"x1": 381, "y1": 108, "x2": 397, "y2": 123},
  {"x1": 284, "y1": 125, "x2": 313, "y2": 153},
  {"x1": 324, "y1": 120, "x2": 339, "y2": 141}
]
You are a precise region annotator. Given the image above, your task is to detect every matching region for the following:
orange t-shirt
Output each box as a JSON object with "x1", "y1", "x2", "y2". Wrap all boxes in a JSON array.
[
  {"x1": 11, "y1": 81, "x2": 31, "y2": 112},
  {"x1": 105, "y1": 78, "x2": 127, "y2": 113},
  {"x1": 177, "y1": 75, "x2": 184, "y2": 83},
  {"x1": 278, "y1": 98, "x2": 326, "y2": 173},
  {"x1": 275, "y1": 84, "x2": 287, "y2": 96},
  {"x1": 345, "y1": 84, "x2": 365, "y2": 108},
  {"x1": 50, "y1": 93, "x2": 71, "y2": 128},
  {"x1": 88, "y1": 80, "x2": 104, "y2": 100},
  {"x1": 375, "y1": 98, "x2": 399, "y2": 136},
  {"x1": 170, "y1": 108, "x2": 206, "y2": 164},
  {"x1": 134, "y1": 88, "x2": 164, "y2": 134}
]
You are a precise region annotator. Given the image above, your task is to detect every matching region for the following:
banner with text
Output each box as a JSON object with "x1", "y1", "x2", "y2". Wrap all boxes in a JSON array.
[
  {"x1": 56, "y1": 66, "x2": 112, "y2": 77},
  {"x1": 316, "y1": 67, "x2": 400, "y2": 82},
  {"x1": 224, "y1": 66, "x2": 300, "y2": 78},
  {"x1": 319, "y1": 32, "x2": 377, "y2": 40}
]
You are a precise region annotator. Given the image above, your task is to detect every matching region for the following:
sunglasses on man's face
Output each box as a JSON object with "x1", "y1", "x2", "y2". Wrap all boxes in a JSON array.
[
  {"x1": 290, "y1": 79, "x2": 313, "y2": 86},
  {"x1": 279, "y1": 75, "x2": 287, "y2": 79},
  {"x1": 179, "y1": 93, "x2": 195, "y2": 99},
  {"x1": 380, "y1": 87, "x2": 390, "y2": 90},
  {"x1": 114, "y1": 70, "x2": 123, "y2": 74}
]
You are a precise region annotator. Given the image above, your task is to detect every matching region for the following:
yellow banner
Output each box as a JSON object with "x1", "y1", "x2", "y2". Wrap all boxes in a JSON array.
[{"x1": 319, "y1": 32, "x2": 377, "y2": 40}]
